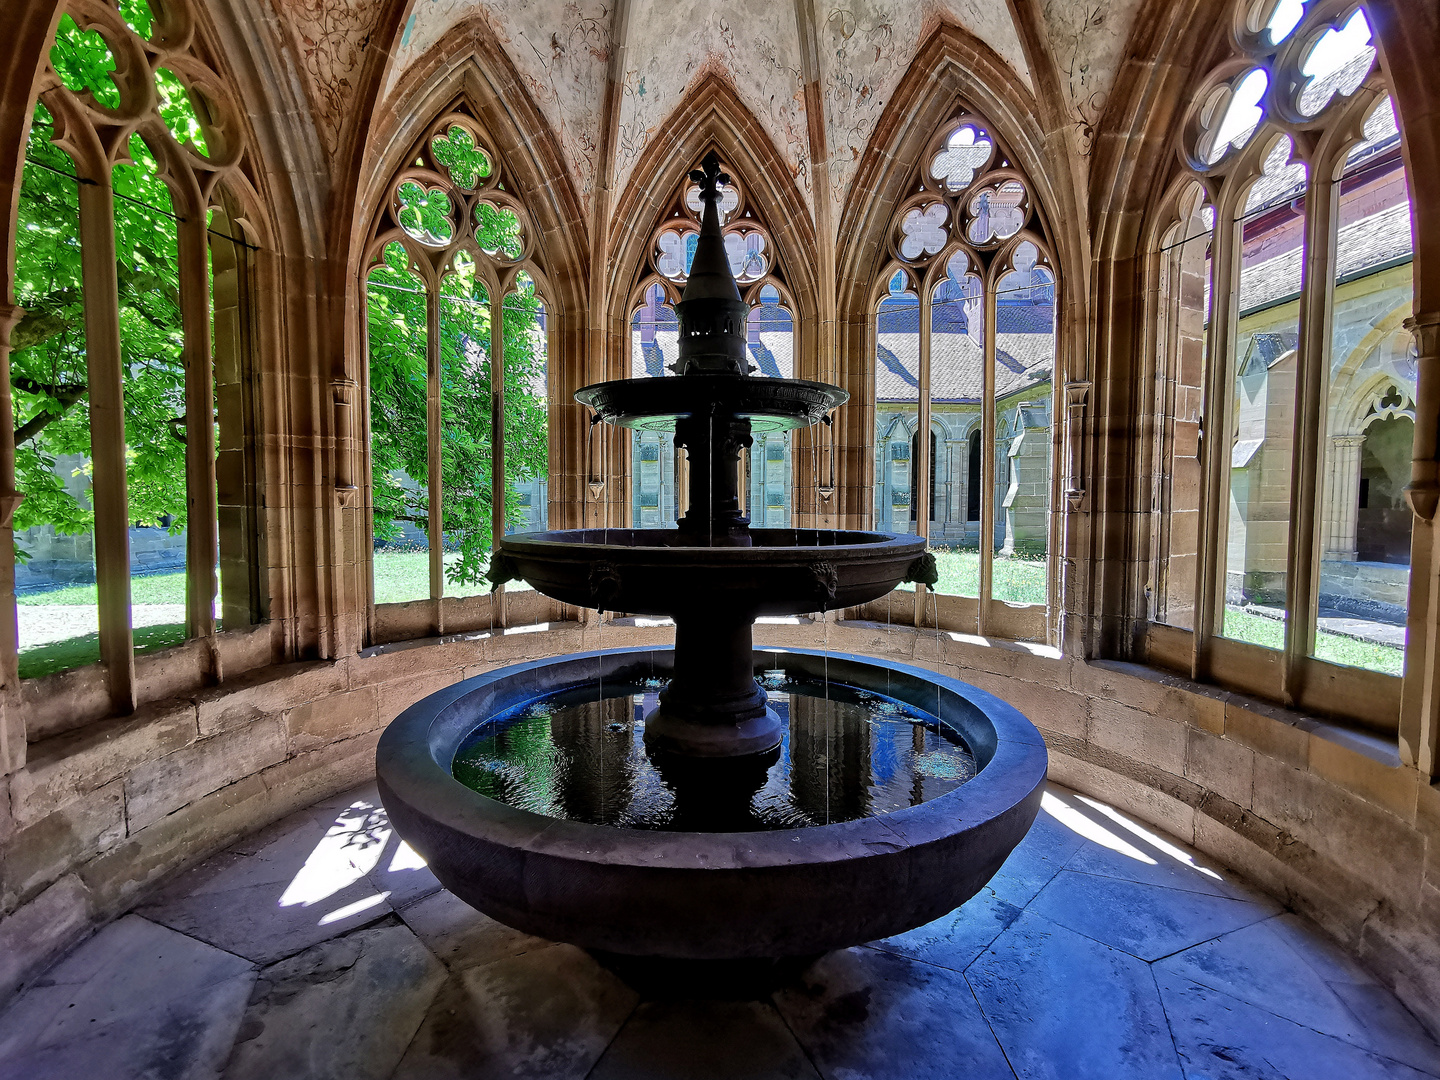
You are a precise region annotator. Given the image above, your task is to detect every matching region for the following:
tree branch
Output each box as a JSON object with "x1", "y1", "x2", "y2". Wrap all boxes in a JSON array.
[{"x1": 13, "y1": 382, "x2": 87, "y2": 447}]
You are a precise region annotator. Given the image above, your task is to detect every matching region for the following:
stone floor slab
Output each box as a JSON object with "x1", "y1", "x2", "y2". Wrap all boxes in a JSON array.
[
  {"x1": 395, "y1": 888, "x2": 551, "y2": 970},
  {"x1": 390, "y1": 943, "x2": 639, "y2": 1080},
  {"x1": 590, "y1": 999, "x2": 820, "y2": 1080},
  {"x1": 310, "y1": 789, "x2": 443, "y2": 908},
  {"x1": 774, "y1": 945, "x2": 1015, "y2": 1080},
  {"x1": 1157, "y1": 970, "x2": 1433, "y2": 1079},
  {"x1": 6, "y1": 778, "x2": 1435, "y2": 1080},
  {"x1": 221, "y1": 920, "x2": 446, "y2": 1080},
  {"x1": 967, "y1": 912, "x2": 1183, "y2": 1080},
  {"x1": 1331, "y1": 982, "x2": 1440, "y2": 1077},
  {"x1": 870, "y1": 885, "x2": 1023, "y2": 973},
  {"x1": 984, "y1": 799, "x2": 1089, "y2": 908},
  {"x1": 140, "y1": 792, "x2": 407, "y2": 963},
  {"x1": 0, "y1": 915, "x2": 255, "y2": 1080},
  {"x1": 1052, "y1": 793, "x2": 1257, "y2": 902},
  {"x1": 1159, "y1": 918, "x2": 1440, "y2": 1075},
  {"x1": 1028, "y1": 869, "x2": 1278, "y2": 961}
]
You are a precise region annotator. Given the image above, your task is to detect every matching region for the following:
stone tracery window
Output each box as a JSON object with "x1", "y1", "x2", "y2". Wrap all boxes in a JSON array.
[
  {"x1": 874, "y1": 111, "x2": 1055, "y2": 638},
  {"x1": 628, "y1": 160, "x2": 793, "y2": 529},
  {"x1": 7, "y1": 0, "x2": 258, "y2": 707},
  {"x1": 1151, "y1": 1, "x2": 1411, "y2": 711},
  {"x1": 363, "y1": 111, "x2": 549, "y2": 620}
]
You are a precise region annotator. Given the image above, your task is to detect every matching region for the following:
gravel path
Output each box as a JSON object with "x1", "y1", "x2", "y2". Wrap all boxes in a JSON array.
[{"x1": 18, "y1": 604, "x2": 185, "y2": 649}]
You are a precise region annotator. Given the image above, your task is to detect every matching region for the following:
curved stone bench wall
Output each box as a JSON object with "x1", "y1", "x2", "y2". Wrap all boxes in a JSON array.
[
  {"x1": 0, "y1": 618, "x2": 666, "y2": 1002},
  {"x1": 2, "y1": 616, "x2": 1436, "y2": 1039}
]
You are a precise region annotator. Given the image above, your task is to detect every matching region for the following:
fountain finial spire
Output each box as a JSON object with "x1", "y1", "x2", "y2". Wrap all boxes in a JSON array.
[{"x1": 672, "y1": 150, "x2": 749, "y2": 375}]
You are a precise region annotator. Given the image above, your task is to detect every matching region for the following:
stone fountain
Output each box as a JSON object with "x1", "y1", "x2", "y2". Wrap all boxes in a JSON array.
[{"x1": 376, "y1": 152, "x2": 1046, "y2": 960}]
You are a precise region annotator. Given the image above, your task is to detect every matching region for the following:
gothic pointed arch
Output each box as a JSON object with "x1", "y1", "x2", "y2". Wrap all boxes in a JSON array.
[
  {"x1": 835, "y1": 22, "x2": 1058, "y2": 334},
  {"x1": 355, "y1": 21, "x2": 588, "y2": 318},
  {"x1": 606, "y1": 73, "x2": 819, "y2": 357}
]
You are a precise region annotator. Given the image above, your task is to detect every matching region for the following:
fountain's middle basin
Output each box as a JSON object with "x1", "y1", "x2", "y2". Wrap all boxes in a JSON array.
[
  {"x1": 376, "y1": 647, "x2": 1047, "y2": 959},
  {"x1": 499, "y1": 528, "x2": 928, "y2": 617}
]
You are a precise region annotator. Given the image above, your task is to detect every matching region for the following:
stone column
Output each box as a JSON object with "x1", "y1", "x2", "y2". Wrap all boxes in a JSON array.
[
  {"x1": 0, "y1": 303, "x2": 24, "y2": 775},
  {"x1": 1323, "y1": 434, "x2": 1365, "y2": 561},
  {"x1": 1402, "y1": 313, "x2": 1440, "y2": 773}
]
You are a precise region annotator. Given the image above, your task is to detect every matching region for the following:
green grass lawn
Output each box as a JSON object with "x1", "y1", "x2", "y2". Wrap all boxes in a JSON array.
[
  {"x1": 896, "y1": 547, "x2": 1048, "y2": 606},
  {"x1": 372, "y1": 550, "x2": 432, "y2": 605},
  {"x1": 17, "y1": 571, "x2": 187, "y2": 606},
  {"x1": 1221, "y1": 607, "x2": 1403, "y2": 676},
  {"x1": 18, "y1": 622, "x2": 187, "y2": 680},
  {"x1": 372, "y1": 549, "x2": 521, "y2": 604}
]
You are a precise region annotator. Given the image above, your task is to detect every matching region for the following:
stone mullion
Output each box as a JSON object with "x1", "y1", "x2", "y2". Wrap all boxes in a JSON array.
[
  {"x1": 1194, "y1": 190, "x2": 1244, "y2": 682},
  {"x1": 177, "y1": 211, "x2": 217, "y2": 647},
  {"x1": 77, "y1": 173, "x2": 136, "y2": 713},
  {"x1": 1401, "y1": 314, "x2": 1440, "y2": 773},
  {"x1": 915, "y1": 282, "x2": 933, "y2": 625},
  {"x1": 1284, "y1": 170, "x2": 1337, "y2": 699},
  {"x1": 1152, "y1": 249, "x2": 1181, "y2": 623},
  {"x1": 979, "y1": 282, "x2": 997, "y2": 636},
  {"x1": 0, "y1": 303, "x2": 24, "y2": 773},
  {"x1": 426, "y1": 285, "x2": 443, "y2": 621},
  {"x1": 491, "y1": 290, "x2": 507, "y2": 625}
]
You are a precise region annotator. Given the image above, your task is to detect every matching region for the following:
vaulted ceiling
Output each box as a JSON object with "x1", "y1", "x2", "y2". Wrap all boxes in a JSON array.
[{"x1": 271, "y1": 0, "x2": 1147, "y2": 237}]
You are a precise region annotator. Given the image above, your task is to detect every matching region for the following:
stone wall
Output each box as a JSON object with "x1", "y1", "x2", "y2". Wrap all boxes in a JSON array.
[
  {"x1": 1320, "y1": 558, "x2": 1410, "y2": 623},
  {"x1": 3, "y1": 616, "x2": 1437, "y2": 1041}
]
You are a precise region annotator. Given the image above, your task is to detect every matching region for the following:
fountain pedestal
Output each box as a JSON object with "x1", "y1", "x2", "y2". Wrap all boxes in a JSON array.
[{"x1": 645, "y1": 611, "x2": 781, "y2": 756}]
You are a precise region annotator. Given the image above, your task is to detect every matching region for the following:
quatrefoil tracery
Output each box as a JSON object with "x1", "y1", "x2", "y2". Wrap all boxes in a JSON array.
[
  {"x1": 929, "y1": 124, "x2": 994, "y2": 194},
  {"x1": 39, "y1": 0, "x2": 248, "y2": 199},
  {"x1": 1184, "y1": 1, "x2": 1380, "y2": 175},
  {"x1": 899, "y1": 204, "x2": 948, "y2": 261},
  {"x1": 647, "y1": 163, "x2": 777, "y2": 293},
  {"x1": 368, "y1": 111, "x2": 539, "y2": 295},
  {"x1": 893, "y1": 113, "x2": 1041, "y2": 269}
]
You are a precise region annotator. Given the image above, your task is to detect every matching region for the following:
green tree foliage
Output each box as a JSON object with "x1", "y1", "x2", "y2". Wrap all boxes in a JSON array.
[
  {"x1": 366, "y1": 244, "x2": 548, "y2": 591},
  {"x1": 13, "y1": 17, "x2": 548, "y2": 594},
  {"x1": 11, "y1": 9, "x2": 209, "y2": 562},
  {"x1": 12, "y1": 117, "x2": 188, "y2": 551}
]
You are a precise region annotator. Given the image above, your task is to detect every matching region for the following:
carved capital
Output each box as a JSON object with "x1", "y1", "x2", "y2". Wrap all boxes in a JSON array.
[
  {"x1": 1064, "y1": 381, "x2": 1091, "y2": 512},
  {"x1": 1408, "y1": 461, "x2": 1440, "y2": 521},
  {"x1": 1404, "y1": 312, "x2": 1440, "y2": 357},
  {"x1": 330, "y1": 377, "x2": 358, "y2": 407},
  {"x1": 1406, "y1": 484, "x2": 1439, "y2": 522}
]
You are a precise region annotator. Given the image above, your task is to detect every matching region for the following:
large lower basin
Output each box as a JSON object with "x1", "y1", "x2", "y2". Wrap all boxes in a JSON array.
[
  {"x1": 376, "y1": 647, "x2": 1047, "y2": 959},
  {"x1": 498, "y1": 529, "x2": 927, "y2": 616}
]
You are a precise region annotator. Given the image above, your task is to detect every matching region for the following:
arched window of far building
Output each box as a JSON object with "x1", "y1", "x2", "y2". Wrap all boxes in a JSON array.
[
  {"x1": 629, "y1": 280, "x2": 678, "y2": 528},
  {"x1": 8, "y1": 1, "x2": 261, "y2": 710},
  {"x1": 744, "y1": 282, "x2": 794, "y2": 528},
  {"x1": 873, "y1": 110, "x2": 1057, "y2": 641},
  {"x1": 1146, "y1": 0, "x2": 1410, "y2": 728},
  {"x1": 362, "y1": 111, "x2": 551, "y2": 638}
]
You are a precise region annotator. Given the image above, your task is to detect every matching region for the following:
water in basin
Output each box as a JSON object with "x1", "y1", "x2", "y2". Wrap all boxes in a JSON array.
[{"x1": 450, "y1": 676, "x2": 978, "y2": 832}]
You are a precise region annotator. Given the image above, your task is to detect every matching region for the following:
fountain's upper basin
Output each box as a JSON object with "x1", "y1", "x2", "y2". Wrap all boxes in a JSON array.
[
  {"x1": 501, "y1": 528, "x2": 926, "y2": 616},
  {"x1": 576, "y1": 374, "x2": 848, "y2": 432},
  {"x1": 375, "y1": 647, "x2": 1048, "y2": 959}
]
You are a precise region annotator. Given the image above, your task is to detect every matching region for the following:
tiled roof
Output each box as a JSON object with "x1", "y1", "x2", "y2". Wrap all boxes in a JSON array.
[
  {"x1": 631, "y1": 332, "x2": 795, "y2": 379},
  {"x1": 1237, "y1": 202, "x2": 1412, "y2": 313},
  {"x1": 875, "y1": 330, "x2": 1053, "y2": 404},
  {"x1": 629, "y1": 311, "x2": 1054, "y2": 402}
]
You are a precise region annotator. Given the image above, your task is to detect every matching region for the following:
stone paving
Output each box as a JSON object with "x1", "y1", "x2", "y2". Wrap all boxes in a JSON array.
[{"x1": 2, "y1": 779, "x2": 1437, "y2": 1080}]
